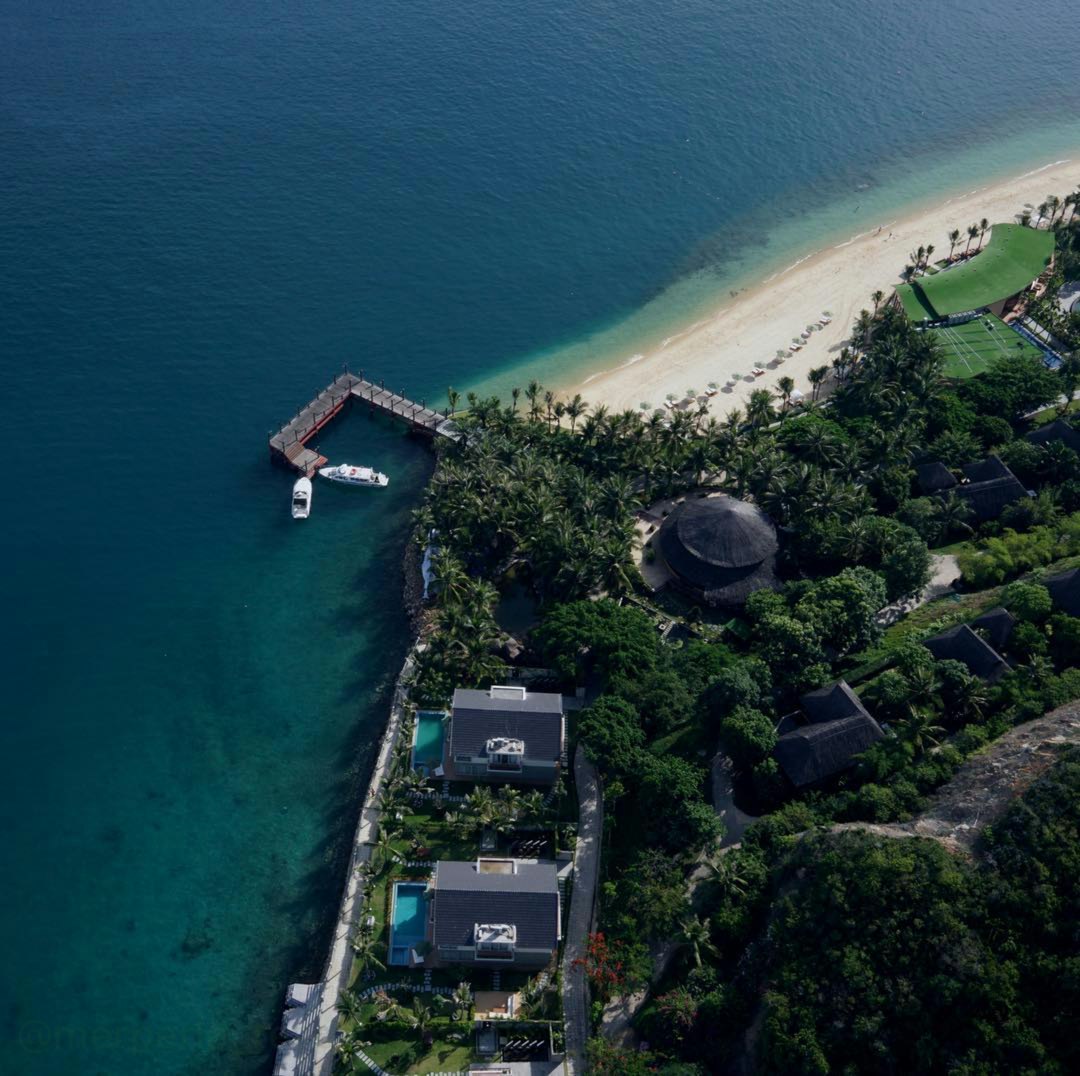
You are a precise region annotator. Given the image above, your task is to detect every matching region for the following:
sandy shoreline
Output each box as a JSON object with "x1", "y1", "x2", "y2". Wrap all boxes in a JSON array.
[{"x1": 564, "y1": 157, "x2": 1079, "y2": 415}]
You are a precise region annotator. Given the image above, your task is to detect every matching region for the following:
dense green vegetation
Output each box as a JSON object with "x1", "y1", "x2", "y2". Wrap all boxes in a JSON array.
[
  {"x1": 352, "y1": 208, "x2": 1080, "y2": 1075},
  {"x1": 627, "y1": 748, "x2": 1080, "y2": 1075}
]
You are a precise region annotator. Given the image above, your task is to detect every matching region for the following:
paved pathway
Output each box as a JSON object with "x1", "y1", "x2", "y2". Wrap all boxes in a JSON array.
[
  {"x1": 601, "y1": 747, "x2": 755, "y2": 1047},
  {"x1": 710, "y1": 751, "x2": 758, "y2": 848},
  {"x1": 560, "y1": 745, "x2": 602, "y2": 1075},
  {"x1": 304, "y1": 649, "x2": 418, "y2": 1076},
  {"x1": 876, "y1": 553, "x2": 961, "y2": 627}
]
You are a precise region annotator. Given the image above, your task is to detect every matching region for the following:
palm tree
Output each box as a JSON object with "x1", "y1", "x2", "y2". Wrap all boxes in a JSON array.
[
  {"x1": 709, "y1": 854, "x2": 749, "y2": 896},
  {"x1": 519, "y1": 789, "x2": 547, "y2": 825},
  {"x1": 746, "y1": 388, "x2": 775, "y2": 428},
  {"x1": 678, "y1": 915, "x2": 718, "y2": 968},
  {"x1": 372, "y1": 989, "x2": 408, "y2": 1023},
  {"x1": 978, "y1": 218, "x2": 989, "y2": 249},
  {"x1": 1025, "y1": 654, "x2": 1055, "y2": 685},
  {"x1": 871, "y1": 289, "x2": 885, "y2": 314},
  {"x1": 925, "y1": 243, "x2": 935, "y2": 266},
  {"x1": 948, "y1": 228, "x2": 961, "y2": 260},
  {"x1": 935, "y1": 491, "x2": 974, "y2": 538},
  {"x1": 543, "y1": 389, "x2": 556, "y2": 427},
  {"x1": 337, "y1": 988, "x2": 365, "y2": 1027},
  {"x1": 807, "y1": 365, "x2": 829, "y2": 402},
  {"x1": 431, "y1": 549, "x2": 470, "y2": 605},
  {"x1": 776, "y1": 375, "x2": 795, "y2": 418},
  {"x1": 1047, "y1": 194, "x2": 1062, "y2": 225},
  {"x1": 953, "y1": 675, "x2": 989, "y2": 723},
  {"x1": 373, "y1": 828, "x2": 400, "y2": 870},
  {"x1": 902, "y1": 710, "x2": 945, "y2": 756},
  {"x1": 853, "y1": 309, "x2": 874, "y2": 350},
  {"x1": 351, "y1": 931, "x2": 387, "y2": 977},
  {"x1": 510, "y1": 386, "x2": 520, "y2": 413},
  {"x1": 410, "y1": 996, "x2": 434, "y2": 1040},
  {"x1": 451, "y1": 981, "x2": 473, "y2": 1020},
  {"x1": 465, "y1": 785, "x2": 496, "y2": 830},
  {"x1": 446, "y1": 387, "x2": 460, "y2": 416},
  {"x1": 1036, "y1": 202, "x2": 1049, "y2": 228},
  {"x1": 565, "y1": 393, "x2": 587, "y2": 433},
  {"x1": 336, "y1": 1031, "x2": 360, "y2": 1065},
  {"x1": 966, "y1": 224, "x2": 979, "y2": 252},
  {"x1": 525, "y1": 380, "x2": 543, "y2": 422}
]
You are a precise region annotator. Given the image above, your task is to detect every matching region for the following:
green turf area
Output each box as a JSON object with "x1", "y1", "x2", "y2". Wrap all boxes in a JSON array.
[
  {"x1": 909, "y1": 223, "x2": 1053, "y2": 318},
  {"x1": 895, "y1": 282, "x2": 937, "y2": 322},
  {"x1": 932, "y1": 314, "x2": 1045, "y2": 379}
]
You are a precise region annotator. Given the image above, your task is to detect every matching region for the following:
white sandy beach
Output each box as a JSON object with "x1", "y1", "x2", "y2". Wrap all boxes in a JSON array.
[{"x1": 566, "y1": 158, "x2": 1079, "y2": 416}]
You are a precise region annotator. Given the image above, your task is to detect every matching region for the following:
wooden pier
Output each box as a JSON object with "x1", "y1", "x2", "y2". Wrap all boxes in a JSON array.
[{"x1": 269, "y1": 370, "x2": 453, "y2": 475}]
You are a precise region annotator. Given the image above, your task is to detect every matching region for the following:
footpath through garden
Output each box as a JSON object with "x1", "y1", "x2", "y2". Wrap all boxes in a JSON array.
[{"x1": 560, "y1": 745, "x2": 602, "y2": 1075}]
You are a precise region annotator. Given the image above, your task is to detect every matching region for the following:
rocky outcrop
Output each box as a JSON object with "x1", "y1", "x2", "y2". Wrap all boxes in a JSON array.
[{"x1": 832, "y1": 702, "x2": 1080, "y2": 853}]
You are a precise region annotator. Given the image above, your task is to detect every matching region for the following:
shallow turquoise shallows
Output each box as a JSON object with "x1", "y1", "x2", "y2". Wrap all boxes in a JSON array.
[
  {"x1": 2, "y1": 0, "x2": 1079, "y2": 1072},
  {"x1": 389, "y1": 884, "x2": 429, "y2": 966},
  {"x1": 413, "y1": 711, "x2": 447, "y2": 775}
]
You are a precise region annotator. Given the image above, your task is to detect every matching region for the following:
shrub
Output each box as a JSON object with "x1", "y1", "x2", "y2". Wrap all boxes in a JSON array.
[
  {"x1": 719, "y1": 707, "x2": 778, "y2": 771},
  {"x1": 1000, "y1": 581, "x2": 1053, "y2": 623}
]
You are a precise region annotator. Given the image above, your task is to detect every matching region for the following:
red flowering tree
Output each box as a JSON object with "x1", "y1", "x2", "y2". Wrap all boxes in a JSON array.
[{"x1": 573, "y1": 932, "x2": 630, "y2": 1002}]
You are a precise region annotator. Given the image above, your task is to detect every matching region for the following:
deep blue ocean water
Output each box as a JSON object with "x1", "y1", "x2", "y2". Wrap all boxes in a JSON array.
[{"x1": 1, "y1": 0, "x2": 1078, "y2": 1072}]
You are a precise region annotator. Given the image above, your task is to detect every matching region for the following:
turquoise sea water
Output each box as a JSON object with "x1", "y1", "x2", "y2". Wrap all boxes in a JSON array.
[{"x1": 2, "y1": 0, "x2": 1079, "y2": 1072}]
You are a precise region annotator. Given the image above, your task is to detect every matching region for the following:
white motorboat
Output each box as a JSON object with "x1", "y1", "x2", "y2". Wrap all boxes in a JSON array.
[
  {"x1": 318, "y1": 463, "x2": 389, "y2": 488},
  {"x1": 291, "y1": 476, "x2": 312, "y2": 520}
]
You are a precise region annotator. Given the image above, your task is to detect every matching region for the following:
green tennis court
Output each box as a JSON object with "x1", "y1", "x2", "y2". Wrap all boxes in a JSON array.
[{"x1": 933, "y1": 315, "x2": 1046, "y2": 379}]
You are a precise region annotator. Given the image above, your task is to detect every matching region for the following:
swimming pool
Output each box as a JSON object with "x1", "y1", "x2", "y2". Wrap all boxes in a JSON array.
[
  {"x1": 388, "y1": 882, "x2": 428, "y2": 966},
  {"x1": 412, "y1": 709, "x2": 446, "y2": 775}
]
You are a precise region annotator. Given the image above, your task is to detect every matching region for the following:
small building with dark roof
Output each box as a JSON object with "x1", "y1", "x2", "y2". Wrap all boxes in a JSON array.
[
  {"x1": 429, "y1": 859, "x2": 560, "y2": 970},
  {"x1": 1025, "y1": 419, "x2": 1080, "y2": 455},
  {"x1": 970, "y1": 607, "x2": 1016, "y2": 652},
  {"x1": 952, "y1": 455, "x2": 1030, "y2": 523},
  {"x1": 772, "y1": 680, "x2": 884, "y2": 788},
  {"x1": 923, "y1": 624, "x2": 1009, "y2": 682},
  {"x1": 799, "y1": 680, "x2": 874, "y2": 726},
  {"x1": 916, "y1": 461, "x2": 958, "y2": 495},
  {"x1": 774, "y1": 714, "x2": 885, "y2": 788},
  {"x1": 656, "y1": 494, "x2": 779, "y2": 609},
  {"x1": 1046, "y1": 569, "x2": 1080, "y2": 618},
  {"x1": 446, "y1": 686, "x2": 565, "y2": 785}
]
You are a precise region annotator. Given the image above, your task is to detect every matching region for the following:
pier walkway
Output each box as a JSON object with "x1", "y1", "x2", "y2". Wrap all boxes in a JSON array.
[{"x1": 269, "y1": 371, "x2": 456, "y2": 475}]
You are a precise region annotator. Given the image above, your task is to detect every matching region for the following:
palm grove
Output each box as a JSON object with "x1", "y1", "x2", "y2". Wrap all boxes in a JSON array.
[{"x1": 404, "y1": 213, "x2": 1080, "y2": 1073}]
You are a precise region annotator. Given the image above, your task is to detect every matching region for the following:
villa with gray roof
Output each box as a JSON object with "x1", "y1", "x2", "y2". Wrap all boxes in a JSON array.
[
  {"x1": 428, "y1": 859, "x2": 560, "y2": 970},
  {"x1": 445, "y1": 686, "x2": 565, "y2": 785}
]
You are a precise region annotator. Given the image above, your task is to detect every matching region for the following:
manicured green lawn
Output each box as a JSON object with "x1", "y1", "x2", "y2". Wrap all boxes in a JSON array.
[{"x1": 360, "y1": 1030, "x2": 474, "y2": 1074}]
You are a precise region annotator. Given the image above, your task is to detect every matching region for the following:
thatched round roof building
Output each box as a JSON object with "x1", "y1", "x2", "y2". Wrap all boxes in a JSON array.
[{"x1": 657, "y1": 494, "x2": 778, "y2": 608}]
